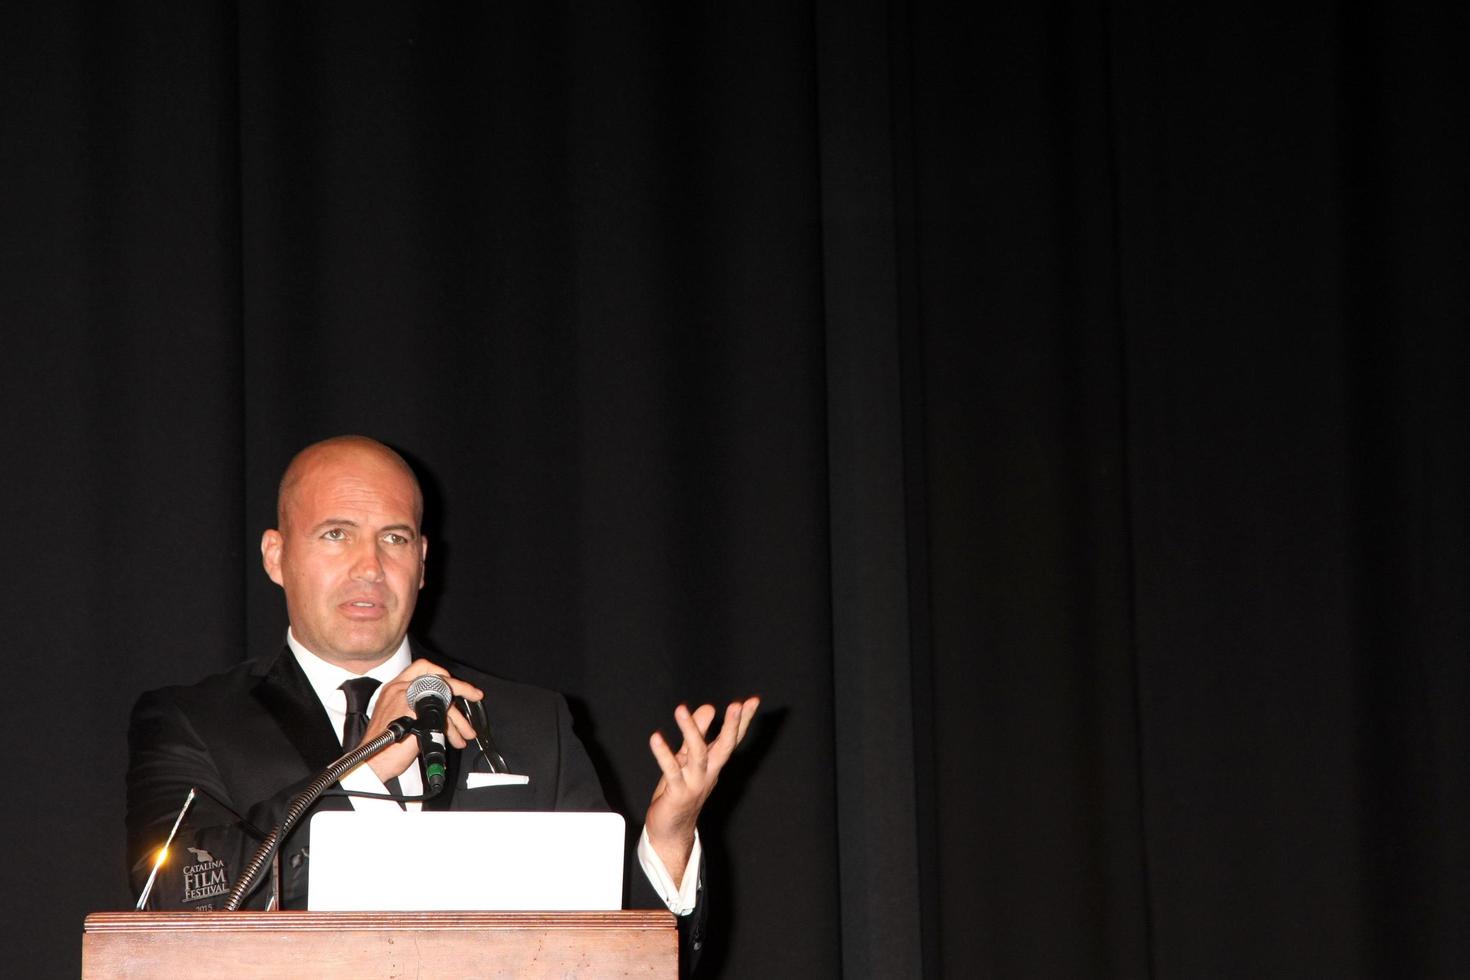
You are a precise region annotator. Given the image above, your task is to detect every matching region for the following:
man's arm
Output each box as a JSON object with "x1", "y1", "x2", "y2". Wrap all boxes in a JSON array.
[
  {"x1": 643, "y1": 698, "x2": 760, "y2": 885},
  {"x1": 125, "y1": 688, "x2": 310, "y2": 910}
]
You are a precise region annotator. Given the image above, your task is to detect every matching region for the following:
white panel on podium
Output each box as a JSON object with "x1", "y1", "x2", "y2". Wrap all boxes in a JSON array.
[{"x1": 307, "y1": 810, "x2": 625, "y2": 911}]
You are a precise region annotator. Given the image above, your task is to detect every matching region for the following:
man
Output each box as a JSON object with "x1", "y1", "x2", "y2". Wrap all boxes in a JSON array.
[{"x1": 125, "y1": 436, "x2": 757, "y2": 952}]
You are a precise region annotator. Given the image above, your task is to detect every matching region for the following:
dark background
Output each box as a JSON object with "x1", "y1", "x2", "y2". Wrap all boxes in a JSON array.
[{"x1": 3, "y1": 2, "x2": 1468, "y2": 977}]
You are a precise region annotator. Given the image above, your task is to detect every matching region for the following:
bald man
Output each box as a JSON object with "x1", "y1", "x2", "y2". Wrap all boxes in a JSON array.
[{"x1": 126, "y1": 436, "x2": 757, "y2": 959}]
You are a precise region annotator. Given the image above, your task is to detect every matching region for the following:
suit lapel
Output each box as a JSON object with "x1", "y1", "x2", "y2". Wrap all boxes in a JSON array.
[
  {"x1": 252, "y1": 646, "x2": 345, "y2": 774},
  {"x1": 252, "y1": 640, "x2": 465, "y2": 808}
]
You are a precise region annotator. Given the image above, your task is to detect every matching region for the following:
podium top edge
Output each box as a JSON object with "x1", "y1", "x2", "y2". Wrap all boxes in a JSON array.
[{"x1": 84, "y1": 910, "x2": 676, "y2": 933}]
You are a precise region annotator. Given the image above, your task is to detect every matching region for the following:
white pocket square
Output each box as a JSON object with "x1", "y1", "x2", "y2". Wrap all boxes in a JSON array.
[{"x1": 466, "y1": 773, "x2": 530, "y2": 789}]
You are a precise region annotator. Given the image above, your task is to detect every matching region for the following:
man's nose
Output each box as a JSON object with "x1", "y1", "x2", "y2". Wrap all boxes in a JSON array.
[{"x1": 350, "y1": 541, "x2": 385, "y2": 581}]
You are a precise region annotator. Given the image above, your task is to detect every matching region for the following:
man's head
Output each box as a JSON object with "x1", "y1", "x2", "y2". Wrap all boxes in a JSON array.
[{"x1": 261, "y1": 435, "x2": 427, "y2": 670}]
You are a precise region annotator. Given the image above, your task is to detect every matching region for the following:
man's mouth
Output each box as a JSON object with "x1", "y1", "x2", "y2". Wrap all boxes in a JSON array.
[{"x1": 340, "y1": 599, "x2": 387, "y2": 617}]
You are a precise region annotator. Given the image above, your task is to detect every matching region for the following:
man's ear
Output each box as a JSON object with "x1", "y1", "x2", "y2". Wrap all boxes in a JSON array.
[
  {"x1": 261, "y1": 529, "x2": 285, "y2": 586},
  {"x1": 418, "y1": 535, "x2": 428, "y2": 589}
]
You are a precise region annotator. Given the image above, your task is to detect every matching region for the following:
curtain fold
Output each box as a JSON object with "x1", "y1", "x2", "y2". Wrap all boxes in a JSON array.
[{"x1": 2, "y1": 2, "x2": 1467, "y2": 976}]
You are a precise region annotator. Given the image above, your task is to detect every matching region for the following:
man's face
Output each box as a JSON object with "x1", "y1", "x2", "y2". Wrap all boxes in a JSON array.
[{"x1": 261, "y1": 447, "x2": 427, "y2": 669}]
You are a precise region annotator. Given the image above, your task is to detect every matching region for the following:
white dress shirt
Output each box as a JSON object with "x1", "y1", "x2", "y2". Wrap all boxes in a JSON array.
[{"x1": 284, "y1": 629, "x2": 700, "y2": 914}]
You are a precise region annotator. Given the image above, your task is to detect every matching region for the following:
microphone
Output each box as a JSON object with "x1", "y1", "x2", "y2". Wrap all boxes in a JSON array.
[{"x1": 405, "y1": 674, "x2": 452, "y2": 794}]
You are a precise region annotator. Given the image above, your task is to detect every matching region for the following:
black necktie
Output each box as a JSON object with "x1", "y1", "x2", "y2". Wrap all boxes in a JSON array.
[
  {"x1": 339, "y1": 676, "x2": 405, "y2": 806},
  {"x1": 339, "y1": 676, "x2": 381, "y2": 750}
]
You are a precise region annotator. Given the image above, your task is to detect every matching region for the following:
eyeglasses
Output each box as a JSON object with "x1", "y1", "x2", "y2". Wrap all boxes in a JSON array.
[{"x1": 458, "y1": 695, "x2": 509, "y2": 774}]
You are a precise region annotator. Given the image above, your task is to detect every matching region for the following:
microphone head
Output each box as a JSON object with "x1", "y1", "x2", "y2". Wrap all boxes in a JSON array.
[{"x1": 405, "y1": 674, "x2": 452, "y2": 707}]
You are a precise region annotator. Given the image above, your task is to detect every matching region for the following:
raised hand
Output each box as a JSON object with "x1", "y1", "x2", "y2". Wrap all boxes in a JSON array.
[{"x1": 645, "y1": 696, "x2": 760, "y2": 885}]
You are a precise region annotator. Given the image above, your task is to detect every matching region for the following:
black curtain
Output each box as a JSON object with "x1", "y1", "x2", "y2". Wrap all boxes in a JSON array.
[{"x1": 3, "y1": 2, "x2": 1467, "y2": 977}]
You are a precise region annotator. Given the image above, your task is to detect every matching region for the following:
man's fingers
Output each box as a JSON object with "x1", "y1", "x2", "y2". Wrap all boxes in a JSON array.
[
  {"x1": 446, "y1": 677, "x2": 483, "y2": 703},
  {"x1": 648, "y1": 730, "x2": 684, "y2": 784},
  {"x1": 446, "y1": 705, "x2": 476, "y2": 747},
  {"x1": 388, "y1": 660, "x2": 484, "y2": 702},
  {"x1": 382, "y1": 669, "x2": 483, "y2": 714},
  {"x1": 673, "y1": 705, "x2": 710, "y2": 766},
  {"x1": 667, "y1": 705, "x2": 713, "y2": 769},
  {"x1": 733, "y1": 696, "x2": 760, "y2": 744},
  {"x1": 653, "y1": 695, "x2": 761, "y2": 791},
  {"x1": 398, "y1": 658, "x2": 449, "y2": 679},
  {"x1": 703, "y1": 702, "x2": 742, "y2": 769},
  {"x1": 448, "y1": 704, "x2": 476, "y2": 736},
  {"x1": 703, "y1": 696, "x2": 761, "y2": 770}
]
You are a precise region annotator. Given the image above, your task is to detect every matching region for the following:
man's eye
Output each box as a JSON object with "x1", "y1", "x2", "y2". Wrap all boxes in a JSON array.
[
  {"x1": 383, "y1": 533, "x2": 408, "y2": 545},
  {"x1": 322, "y1": 528, "x2": 346, "y2": 541}
]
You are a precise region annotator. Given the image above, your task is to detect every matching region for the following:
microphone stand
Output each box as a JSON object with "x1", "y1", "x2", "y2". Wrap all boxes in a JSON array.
[{"x1": 222, "y1": 716, "x2": 417, "y2": 911}]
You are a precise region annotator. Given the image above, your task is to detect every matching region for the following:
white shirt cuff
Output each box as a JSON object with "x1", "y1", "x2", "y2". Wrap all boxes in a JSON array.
[{"x1": 636, "y1": 826, "x2": 701, "y2": 916}]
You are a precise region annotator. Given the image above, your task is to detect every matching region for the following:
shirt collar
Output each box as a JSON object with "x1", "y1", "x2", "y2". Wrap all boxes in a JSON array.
[{"x1": 286, "y1": 628, "x2": 413, "y2": 713}]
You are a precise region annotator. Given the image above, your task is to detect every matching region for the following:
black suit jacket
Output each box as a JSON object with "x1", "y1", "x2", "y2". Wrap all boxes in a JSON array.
[{"x1": 125, "y1": 642, "x2": 706, "y2": 962}]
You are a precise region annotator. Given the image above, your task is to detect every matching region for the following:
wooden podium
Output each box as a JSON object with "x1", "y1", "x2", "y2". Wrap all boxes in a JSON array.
[{"x1": 82, "y1": 910, "x2": 678, "y2": 977}]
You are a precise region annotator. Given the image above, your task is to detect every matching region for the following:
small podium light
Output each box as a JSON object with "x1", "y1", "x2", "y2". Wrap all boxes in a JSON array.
[{"x1": 135, "y1": 788, "x2": 196, "y2": 910}]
